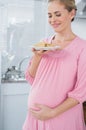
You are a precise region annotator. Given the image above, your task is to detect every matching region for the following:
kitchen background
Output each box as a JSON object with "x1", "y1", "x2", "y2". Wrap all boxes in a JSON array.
[{"x1": 0, "y1": 0, "x2": 86, "y2": 130}]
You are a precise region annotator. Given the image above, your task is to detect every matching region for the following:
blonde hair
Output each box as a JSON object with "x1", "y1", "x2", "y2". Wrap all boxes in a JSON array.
[{"x1": 48, "y1": 0, "x2": 77, "y2": 21}]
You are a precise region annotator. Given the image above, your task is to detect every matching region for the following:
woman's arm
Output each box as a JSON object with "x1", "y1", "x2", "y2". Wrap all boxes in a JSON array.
[
  {"x1": 28, "y1": 54, "x2": 42, "y2": 77},
  {"x1": 26, "y1": 48, "x2": 49, "y2": 84},
  {"x1": 30, "y1": 97, "x2": 79, "y2": 120},
  {"x1": 53, "y1": 97, "x2": 79, "y2": 117},
  {"x1": 28, "y1": 48, "x2": 48, "y2": 77},
  {"x1": 25, "y1": 49, "x2": 43, "y2": 85}
]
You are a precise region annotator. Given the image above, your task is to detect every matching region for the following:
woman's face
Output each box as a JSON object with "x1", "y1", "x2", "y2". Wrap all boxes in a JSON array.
[{"x1": 48, "y1": 1, "x2": 75, "y2": 33}]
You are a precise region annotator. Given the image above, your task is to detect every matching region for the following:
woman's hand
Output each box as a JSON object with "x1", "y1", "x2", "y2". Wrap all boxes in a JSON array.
[
  {"x1": 30, "y1": 104, "x2": 55, "y2": 121},
  {"x1": 32, "y1": 48, "x2": 49, "y2": 57},
  {"x1": 28, "y1": 48, "x2": 50, "y2": 77}
]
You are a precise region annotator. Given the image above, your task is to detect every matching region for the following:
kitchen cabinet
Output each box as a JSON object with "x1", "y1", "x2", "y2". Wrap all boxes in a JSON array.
[{"x1": 1, "y1": 82, "x2": 30, "y2": 130}]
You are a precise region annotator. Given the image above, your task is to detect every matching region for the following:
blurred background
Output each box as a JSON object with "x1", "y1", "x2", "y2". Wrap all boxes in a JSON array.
[{"x1": 0, "y1": 0, "x2": 86, "y2": 130}]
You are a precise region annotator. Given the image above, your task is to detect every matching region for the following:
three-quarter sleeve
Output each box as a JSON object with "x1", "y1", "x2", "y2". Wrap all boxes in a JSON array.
[
  {"x1": 68, "y1": 48, "x2": 86, "y2": 103},
  {"x1": 25, "y1": 59, "x2": 34, "y2": 85}
]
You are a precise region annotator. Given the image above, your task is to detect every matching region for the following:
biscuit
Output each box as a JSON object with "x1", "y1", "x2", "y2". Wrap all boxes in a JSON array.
[{"x1": 34, "y1": 42, "x2": 55, "y2": 47}]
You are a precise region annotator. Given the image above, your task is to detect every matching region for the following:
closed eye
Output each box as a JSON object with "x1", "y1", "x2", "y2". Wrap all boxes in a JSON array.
[
  {"x1": 48, "y1": 12, "x2": 61, "y2": 18},
  {"x1": 56, "y1": 14, "x2": 61, "y2": 17},
  {"x1": 48, "y1": 15, "x2": 52, "y2": 18}
]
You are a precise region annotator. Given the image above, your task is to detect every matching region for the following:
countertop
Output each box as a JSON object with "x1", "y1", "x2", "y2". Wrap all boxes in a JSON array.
[{"x1": 1, "y1": 79, "x2": 27, "y2": 83}]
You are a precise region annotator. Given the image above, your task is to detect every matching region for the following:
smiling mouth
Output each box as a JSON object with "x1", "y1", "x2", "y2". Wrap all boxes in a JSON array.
[{"x1": 51, "y1": 23, "x2": 61, "y2": 28}]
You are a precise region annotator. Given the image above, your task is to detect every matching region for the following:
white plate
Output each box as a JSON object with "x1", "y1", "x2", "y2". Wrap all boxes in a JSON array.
[{"x1": 29, "y1": 45, "x2": 61, "y2": 51}]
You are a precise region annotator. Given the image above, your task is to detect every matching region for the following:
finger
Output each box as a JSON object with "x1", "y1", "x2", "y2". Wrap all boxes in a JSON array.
[
  {"x1": 32, "y1": 47, "x2": 39, "y2": 52},
  {"x1": 30, "y1": 109, "x2": 40, "y2": 114},
  {"x1": 30, "y1": 110, "x2": 39, "y2": 118},
  {"x1": 32, "y1": 48, "x2": 42, "y2": 53},
  {"x1": 43, "y1": 50, "x2": 50, "y2": 54},
  {"x1": 34, "y1": 103, "x2": 44, "y2": 108},
  {"x1": 32, "y1": 48, "x2": 37, "y2": 54}
]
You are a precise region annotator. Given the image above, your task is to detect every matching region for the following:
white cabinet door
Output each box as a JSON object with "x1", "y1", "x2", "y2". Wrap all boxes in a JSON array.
[{"x1": 1, "y1": 82, "x2": 30, "y2": 130}]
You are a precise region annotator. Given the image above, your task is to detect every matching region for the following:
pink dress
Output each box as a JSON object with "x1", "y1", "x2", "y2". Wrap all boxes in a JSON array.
[{"x1": 23, "y1": 36, "x2": 86, "y2": 130}]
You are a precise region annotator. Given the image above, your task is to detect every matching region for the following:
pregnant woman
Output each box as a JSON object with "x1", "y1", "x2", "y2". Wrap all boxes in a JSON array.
[{"x1": 23, "y1": 0, "x2": 86, "y2": 130}]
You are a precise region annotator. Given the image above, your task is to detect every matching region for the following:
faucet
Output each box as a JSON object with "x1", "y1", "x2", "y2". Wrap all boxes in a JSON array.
[{"x1": 18, "y1": 56, "x2": 30, "y2": 73}]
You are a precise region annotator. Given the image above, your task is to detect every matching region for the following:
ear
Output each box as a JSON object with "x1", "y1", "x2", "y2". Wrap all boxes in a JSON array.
[{"x1": 70, "y1": 9, "x2": 76, "y2": 21}]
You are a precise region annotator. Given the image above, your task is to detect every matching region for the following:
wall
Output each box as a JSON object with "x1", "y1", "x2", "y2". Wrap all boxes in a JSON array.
[
  {"x1": 72, "y1": 18, "x2": 86, "y2": 40},
  {"x1": 1, "y1": 1, "x2": 47, "y2": 74}
]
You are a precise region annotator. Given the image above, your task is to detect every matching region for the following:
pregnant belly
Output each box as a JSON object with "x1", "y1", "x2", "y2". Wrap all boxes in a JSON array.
[{"x1": 28, "y1": 87, "x2": 65, "y2": 110}]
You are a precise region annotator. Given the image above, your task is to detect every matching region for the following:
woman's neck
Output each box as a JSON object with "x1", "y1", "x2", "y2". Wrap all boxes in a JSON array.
[
  {"x1": 55, "y1": 32, "x2": 76, "y2": 42},
  {"x1": 52, "y1": 32, "x2": 76, "y2": 49}
]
